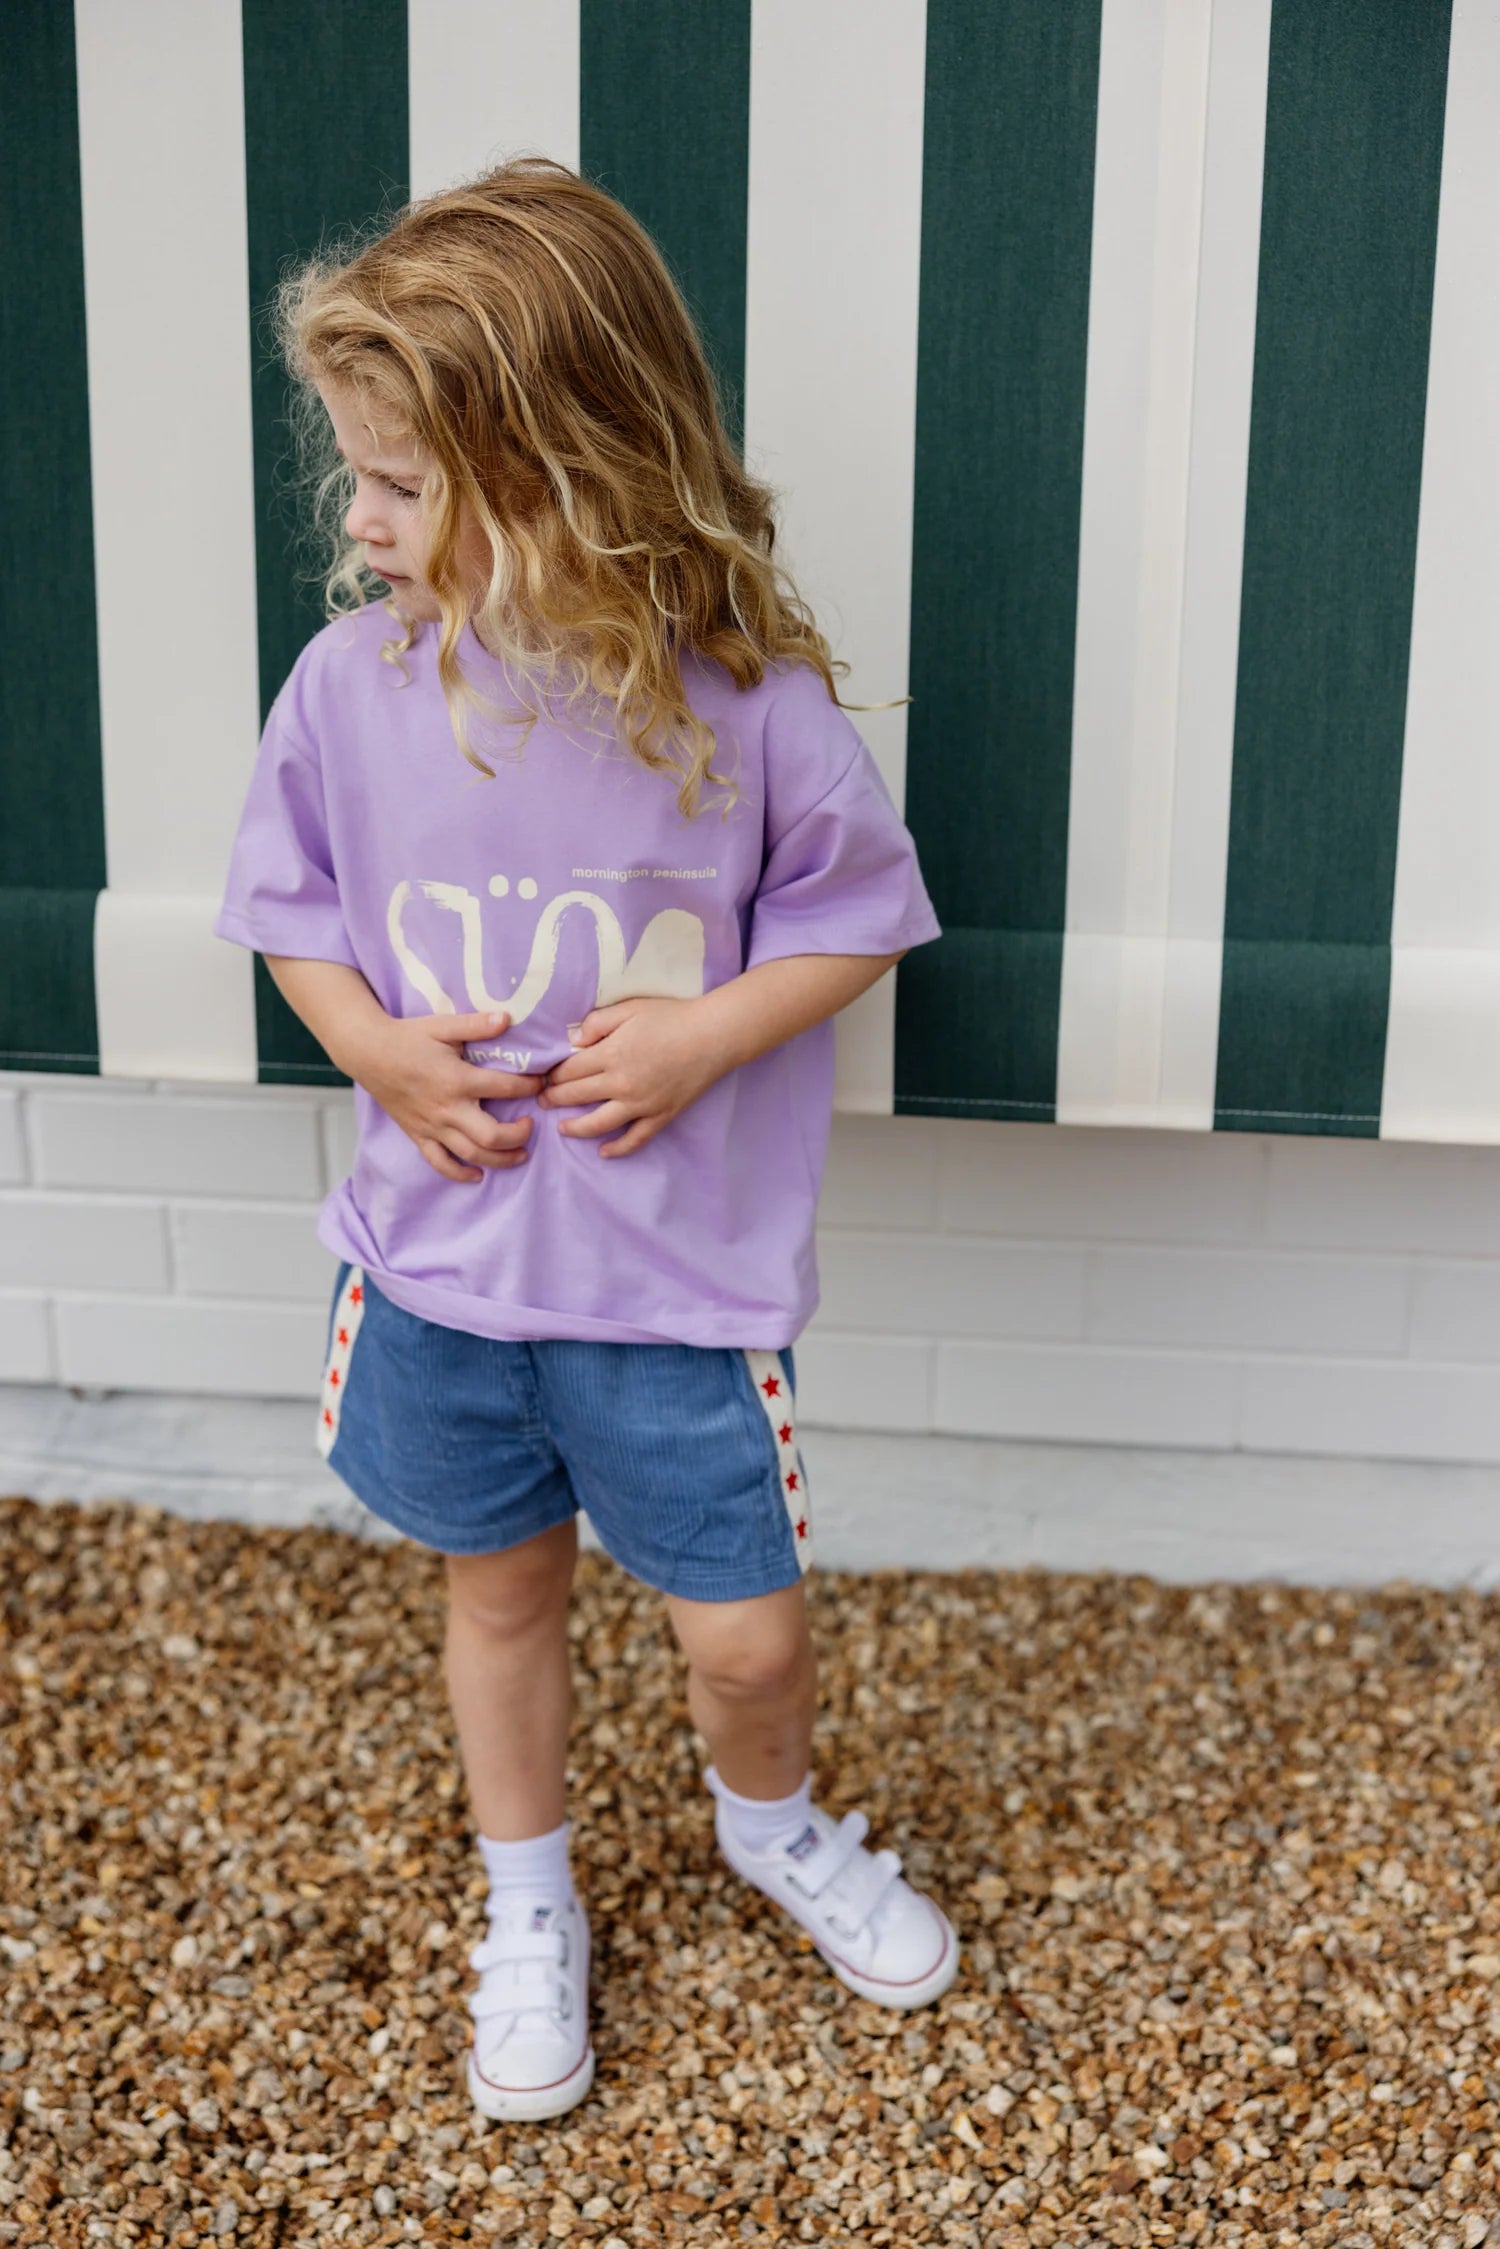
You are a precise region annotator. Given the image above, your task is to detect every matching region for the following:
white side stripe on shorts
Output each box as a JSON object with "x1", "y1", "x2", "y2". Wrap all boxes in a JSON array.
[
  {"x1": 743, "y1": 1348, "x2": 813, "y2": 1574},
  {"x1": 317, "y1": 1264, "x2": 368, "y2": 1458}
]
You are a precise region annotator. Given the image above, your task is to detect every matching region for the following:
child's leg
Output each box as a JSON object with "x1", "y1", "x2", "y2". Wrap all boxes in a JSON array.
[
  {"x1": 666, "y1": 1574, "x2": 960, "y2": 2008},
  {"x1": 663, "y1": 1578, "x2": 817, "y2": 1798},
  {"x1": 446, "y1": 1519, "x2": 595, "y2": 2123},
  {"x1": 443, "y1": 1517, "x2": 579, "y2": 1838}
]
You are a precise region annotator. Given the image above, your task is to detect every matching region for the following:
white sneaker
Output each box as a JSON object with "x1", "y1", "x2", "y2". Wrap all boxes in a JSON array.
[
  {"x1": 705, "y1": 1766, "x2": 960, "y2": 2009},
  {"x1": 464, "y1": 1893, "x2": 595, "y2": 2122}
]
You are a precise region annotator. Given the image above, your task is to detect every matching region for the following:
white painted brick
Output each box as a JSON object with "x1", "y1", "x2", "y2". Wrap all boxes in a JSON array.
[
  {"x1": 815, "y1": 1229, "x2": 1085, "y2": 1339},
  {"x1": 1410, "y1": 1263, "x2": 1500, "y2": 1363},
  {"x1": 56, "y1": 1295, "x2": 326, "y2": 1398},
  {"x1": 1266, "y1": 1137, "x2": 1500, "y2": 1255},
  {"x1": 0, "y1": 1089, "x2": 24, "y2": 1183},
  {"x1": 793, "y1": 1329, "x2": 933, "y2": 1432},
  {"x1": 152, "y1": 1077, "x2": 323, "y2": 1104},
  {"x1": 1242, "y1": 1358, "x2": 1500, "y2": 1465},
  {"x1": 16, "y1": 1385, "x2": 1500, "y2": 1587},
  {"x1": 0, "y1": 1193, "x2": 171, "y2": 1293},
  {"x1": 12, "y1": 1072, "x2": 1500, "y2": 1497},
  {"x1": 0, "y1": 1294, "x2": 54, "y2": 1382},
  {"x1": 817, "y1": 1114, "x2": 941, "y2": 1229},
  {"x1": 1086, "y1": 1246, "x2": 1411, "y2": 1354},
  {"x1": 935, "y1": 1341, "x2": 1241, "y2": 1449},
  {"x1": 31, "y1": 1090, "x2": 322, "y2": 1197},
  {"x1": 2, "y1": 1070, "x2": 98, "y2": 1090},
  {"x1": 172, "y1": 1205, "x2": 335, "y2": 1301},
  {"x1": 321, "y1": 1091, "x2": 358, "y2": 1188},
  {"x1": 936, "y1": 1118, "x2": 1266, "y2": 1244}
]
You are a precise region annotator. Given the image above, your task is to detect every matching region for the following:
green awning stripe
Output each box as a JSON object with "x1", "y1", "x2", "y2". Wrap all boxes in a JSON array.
[
  {"x1": 14, "y1": 0, "x2": 1487, "y2": 1145},
  {"x1": 894, "y1": 0, "x2": 1103, "y2": 1124},
  {"x1": 241, "y1": 0, "x2": 409, "y2": 1086},
  {"x1": 578, "y1": 1, "x2": 751, "y2": 458},
  {"x1": 1213, "y1": 0, "x2": 1452, "y2": 1138},
  {"x1": 1, "y1": 12, "x2": 103, "y2": 1074},
  {"x1": 0, "y1": 892, "x2": 100, "y2": 1076},
  {"x1": 1379, "y1": 5, "x2": 1500, "y2": 1144}
]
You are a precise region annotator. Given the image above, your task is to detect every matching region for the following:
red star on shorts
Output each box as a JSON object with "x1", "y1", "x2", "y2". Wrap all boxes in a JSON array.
[
  {"x1": 328, "y1": 1368, "x2": 340, "y2": 1387},
  {"x1": 777, "y1": 1421, "x2": 792, "y2": 1444},
  {"x1": 337, "y1": 1326, "x2": 349, "y2": 1346},
  {"x1": 760, "y1": 1373, "x2": 781, "y2": 1398},
  {"x1": 785, "y1": 1470, "x2": 798, "y2": 1493},
  {"x1": 795, "y1": 1518, "x2": 808, "y2": 1540},
  {"x1": 322, "y1": 1407, "x2": 334, "y2": 1428},
  {"x1": 349, "y1": 1283, "x2": 363, "y2": 1304}
]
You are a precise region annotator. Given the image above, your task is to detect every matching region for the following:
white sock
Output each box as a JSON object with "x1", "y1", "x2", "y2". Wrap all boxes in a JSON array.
[
  {"x1": 711, "y1": 1768, "x2": 815, "y2": 1855},
  {"x1": 476, "y1": 1816, "x2": 576, "y2": 1913}
]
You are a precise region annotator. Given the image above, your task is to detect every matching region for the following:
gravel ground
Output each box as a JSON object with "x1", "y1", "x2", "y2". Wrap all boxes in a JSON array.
[{"x1": 4, "y1": 1491, "x2": 1500, "y2": 2247}]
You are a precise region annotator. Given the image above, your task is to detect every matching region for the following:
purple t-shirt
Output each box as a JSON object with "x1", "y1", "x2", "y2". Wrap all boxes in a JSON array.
[{"x1": 213, "y1": 604, "x2": 941, "y2": 1347}]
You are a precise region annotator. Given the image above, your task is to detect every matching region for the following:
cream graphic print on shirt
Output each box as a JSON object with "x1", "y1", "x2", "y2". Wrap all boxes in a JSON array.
[{"x1": 387, "y1": 876, "x2": 707, "y2": 1056}]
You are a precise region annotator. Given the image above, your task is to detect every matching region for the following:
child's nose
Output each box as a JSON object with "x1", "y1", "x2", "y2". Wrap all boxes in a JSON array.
[{"x1": 345, "y1": 492, "x2": 387, "y2": 544}]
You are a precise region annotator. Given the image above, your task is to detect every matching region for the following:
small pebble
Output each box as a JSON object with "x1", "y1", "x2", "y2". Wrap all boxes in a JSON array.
[{"x1": 7, "y1": 1492, "x2": 1500, "y2": 2245}]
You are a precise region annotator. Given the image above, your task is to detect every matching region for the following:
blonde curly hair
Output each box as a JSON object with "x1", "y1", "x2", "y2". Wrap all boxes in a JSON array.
[{"x1": 272, "y1": 153, "x2": 907, "y2": 819}]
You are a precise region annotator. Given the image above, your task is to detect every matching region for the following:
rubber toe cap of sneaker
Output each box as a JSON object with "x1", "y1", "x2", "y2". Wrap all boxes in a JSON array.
[
  {"x1": 472, "y1": 2023, "x2": 589, "y2": 2095},
  {"x1": 830, "y1": 1889, "x2": 954, "y2": 1985}
]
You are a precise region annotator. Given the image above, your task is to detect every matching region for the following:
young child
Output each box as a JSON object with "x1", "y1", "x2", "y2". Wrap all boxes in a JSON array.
[{"x1": 213, "y1": 156, "x2": 958, "y2": 2123}]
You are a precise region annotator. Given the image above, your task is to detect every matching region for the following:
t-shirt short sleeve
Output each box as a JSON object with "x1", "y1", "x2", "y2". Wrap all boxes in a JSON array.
[
  {"x1": 745, "y1": 665, "x2": 943, "y2": 972},
  {"x1": 212, "y1": 688, "x2": 360, "y2": 969}
]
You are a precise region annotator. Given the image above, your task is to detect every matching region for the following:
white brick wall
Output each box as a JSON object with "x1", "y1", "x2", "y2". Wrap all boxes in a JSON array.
[
  {"x1": 6, "y1": 1072, "x2": 1500, "y2": 1467},
  {"x1": 4, "y1": 1074, "x2": 330, "y2": 1398}
]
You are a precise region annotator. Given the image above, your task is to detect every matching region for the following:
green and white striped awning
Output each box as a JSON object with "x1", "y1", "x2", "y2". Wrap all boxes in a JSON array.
[{"x1": 4, "y1": 1, "x2": 1493, "y2": 1140}]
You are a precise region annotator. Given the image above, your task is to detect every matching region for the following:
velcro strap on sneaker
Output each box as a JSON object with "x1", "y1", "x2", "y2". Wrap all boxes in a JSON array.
[
  {"x1": 470, "y1": 1976, "x2": 571, "y2": 2028},
  {"x1": 470, "y1": 1927, "x2": 566, "y2": 1974},
  {"x1": 789, "y1": 1810, "x2": 870, "y2": 1900},
  {"x1": 832, "y1": 1846, "x2": 905, "y2": 1937}
]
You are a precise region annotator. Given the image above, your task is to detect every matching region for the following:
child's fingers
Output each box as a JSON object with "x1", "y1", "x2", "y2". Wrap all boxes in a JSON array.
[
  {"x1": 428, "y1": 1008, "x2": 510, "y2": 1042},
  {"x1": 567, "y1": 1003, "x2": 630, "y2": 1046},
  {"x1": 598, "y1": 1115, "x2": 662, "y2": 1158},
  {"x1": 466, "y1": 1064, "x2": 546, "y2": 1098},
  {"x1": 556, "y1": 1099, "x2": 636, "y2": 1140},
  {"x1": 446, "y1": 1114, "x2": 532, "y2": 1164},
  {"x1": 538, "y1": 1064, "x2": 611, "y2": 1106},
  {"x1": 416, "y1": 1135, "x2": 484, "y2": 1182},
  {"x1": 541, "y1": 1049, "x2": 603, "y2": 1089}
]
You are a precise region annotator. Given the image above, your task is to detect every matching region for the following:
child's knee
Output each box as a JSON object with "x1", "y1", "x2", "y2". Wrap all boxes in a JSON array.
[
  {"x1": 444, "y1": 1519, "x2": 577, "y2": 1639},
  {"x1": 669, "y1": 1584, "x2": 812, "y2": 1700}
]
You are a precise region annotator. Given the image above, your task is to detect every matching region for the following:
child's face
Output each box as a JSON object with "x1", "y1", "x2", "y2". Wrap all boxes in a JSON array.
[{"x1": 317, "y1": 377, "x2": 489, "y2": 621}]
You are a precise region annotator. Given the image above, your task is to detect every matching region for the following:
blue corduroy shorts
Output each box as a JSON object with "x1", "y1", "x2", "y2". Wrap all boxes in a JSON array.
[{"x1": 314, "y1": 1260, "x2": 813, "y2": 1602}]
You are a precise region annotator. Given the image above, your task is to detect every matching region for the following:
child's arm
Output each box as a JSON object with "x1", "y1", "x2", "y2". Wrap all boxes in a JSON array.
[
  {"x1": 263, "y1": 957, "x2": 394, "y2": 1077},
  {"x1": 538, "y1": 950, "x2": 905, "y2": 1157},
  {"x1": 264, "y1": 957, "x2": 545, "y2": 1183},
  {"x1": 694, "y1": 950, "x2": 902, "y2": 1066}
]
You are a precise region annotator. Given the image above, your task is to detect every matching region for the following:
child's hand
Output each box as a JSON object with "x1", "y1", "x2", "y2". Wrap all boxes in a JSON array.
[
  {"x1": 349, "y1": 1008, "x2": 545, "y2": 1183},
  {"x1": 537, "y1": 996, "x2": 724, "y2": 1156}
]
